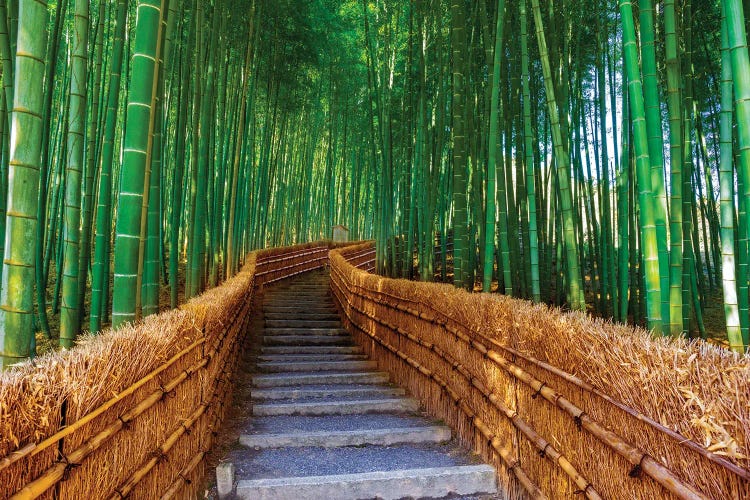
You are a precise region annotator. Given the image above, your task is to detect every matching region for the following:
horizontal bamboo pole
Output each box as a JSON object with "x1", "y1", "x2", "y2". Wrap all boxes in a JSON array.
[
  {"x1": 110, "y1": 403, "x2": 209, "y2": 499},
  {"x1": 0, "y1": 339, "x2": 206, "y2": 472},
  {"x1": 10, "y1": 355, "x2": 210, "y2": 500},
  {"x1": 158, "y1": 450, "x2": 205, "y2": 500},
  {"x1": 256, "y1": 247, "x2": 328, "y2": 266},
  {"x1": 255, "y1": 256, "x2": 328, "y2": 278}
]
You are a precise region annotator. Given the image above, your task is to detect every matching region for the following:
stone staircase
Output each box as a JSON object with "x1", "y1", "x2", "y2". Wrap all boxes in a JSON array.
[{"x1": 215, "y1": 270, "x2": 499, "y2": 500}]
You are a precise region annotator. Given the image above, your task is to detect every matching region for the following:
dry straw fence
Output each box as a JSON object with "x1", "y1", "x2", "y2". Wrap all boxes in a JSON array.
[
  {"x1": 331, "y1": 242, "x2": 750, "y2": 500},
  {"x1": 0, "y1": 242, "x2": 334, "y2": 499}
]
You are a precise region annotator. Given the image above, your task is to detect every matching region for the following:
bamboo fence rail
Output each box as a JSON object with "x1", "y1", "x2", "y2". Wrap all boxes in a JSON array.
[
  {"x1": 330, "y1": 242, "x2": 750, "y2": 500},
  {"x1": 0, "y1": 241, "x2": 338, "y2": 499}
]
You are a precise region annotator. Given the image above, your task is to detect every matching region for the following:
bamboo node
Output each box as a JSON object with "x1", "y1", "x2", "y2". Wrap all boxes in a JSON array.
[
  {"x1": 58, "y1": 452, "x2": 81, "y2": 481},
  {"x1": 531, "y1": 382, "x2": 546, "y2": 399},
  {"x1": 629, "y1": 454, "x2": 647, "y2": 478},
  {"x1": 574, "y1": 413, "x2": 584, "y2": 431},
  {"x1": 118, "y1": 415, "x2": 131, "y2": 430},
  {"x1": 539, "y1": 443, "x2": 550, "y2": 458}
]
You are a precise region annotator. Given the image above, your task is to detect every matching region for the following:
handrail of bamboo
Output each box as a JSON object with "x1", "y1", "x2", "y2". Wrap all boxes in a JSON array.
[
  {"x1": 329, "y1": 253, "x2": 710, "y2": 500},
  {"x1": 350, "y1": 275, "x2": 750, "y2": 481},
  {"x1": 255, "y1": 255, "x2": 328, "y2": 278},
  {"x1": 4, "y1": 242, "x2": 338, "y2": 499},
  {"x1": 0, "y1": 338, "x2": 206, "y2": 472},
  {"x1": 110, "y1": 402, "x2": 209, "y2": 499},
  {"x1": 10, "y1": 353, "x2": 210, "y2": 500},
  {"x1": 256, "y1": 245, "x2": 328, "y2": 266},
  {"x1": 330, "y1": 274, "x2": 599, "y2": 500},
  {"x1": 331, "y1": 277, "x2": 602, "y2": 500},
  {"x1": 158, "y1": 451, "x2": 205, "y2": 500}
]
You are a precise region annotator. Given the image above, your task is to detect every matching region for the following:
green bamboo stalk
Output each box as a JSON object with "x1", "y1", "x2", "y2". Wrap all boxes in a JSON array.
[
  {"x1": 530, "y1": 0, "x2": 584, "y2": 310},
  {"x1": 520, "y1": 0, "x2": 539, "y2": 302},
  {"x1": 111, "y1": 0, "x2": 164, "y2": 328},
  {"x1": 720, "y1": 5, "x2": 745, "y2": 350},
  {"x1": 664, "y1": 0, "x2": 684, "y2": 336},
  {"x1": 451, "y1": 0, "x2": 469, "y2": 289},
  {"x1": 59, "y1": 0, "x2": 89, "y2": 348},
  {"x1": 483, "y1": 0, "x2": 506, "y2": 292},
  {"x1": 620, "y1": 0, "x2": 663, "y2": 334},
  {"x1": 639, "y1": 0, "x2": 671, "y2": 328},
  {"x1": 90, "y1": 0, "x2": 127, "y2": 333},
  {"x1": 0, "y1": 0, "x2": 49, "y2": 368}
]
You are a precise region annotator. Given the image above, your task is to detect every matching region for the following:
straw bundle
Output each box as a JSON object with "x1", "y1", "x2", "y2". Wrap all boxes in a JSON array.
[
  {"x1": 330, "y1": 243, "x2": 750, "y2": 500},
  {"x1": 1, "y1": 241, "x2": 341, "y2": 499}
]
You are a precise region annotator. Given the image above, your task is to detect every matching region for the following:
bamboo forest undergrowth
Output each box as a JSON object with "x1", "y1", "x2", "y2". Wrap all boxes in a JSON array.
[{"x1": 0, "y1": 0, "x2": 749, "y2": 367}]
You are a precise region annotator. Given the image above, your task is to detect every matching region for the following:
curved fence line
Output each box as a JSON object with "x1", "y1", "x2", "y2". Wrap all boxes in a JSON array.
[
  {"x1": 0, "y1": 241, "x2": 339, "y2": 499},
  {"x1": 330, "y1": 242, "x2": 750, "y2": 500}
]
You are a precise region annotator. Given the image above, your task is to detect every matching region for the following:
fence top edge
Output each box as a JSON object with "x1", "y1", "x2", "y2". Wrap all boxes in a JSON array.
[{"x1": 328, "y1": 248, "x2": 750, "y2": 479}]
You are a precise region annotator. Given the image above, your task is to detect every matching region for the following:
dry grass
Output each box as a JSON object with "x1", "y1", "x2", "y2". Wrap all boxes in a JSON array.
[
  {"x1": 331, "y1": 242, "x2": 750, "y2": 499},
  {"x1": 0, "y1": 242, "x2": 337, "y2": 499}
]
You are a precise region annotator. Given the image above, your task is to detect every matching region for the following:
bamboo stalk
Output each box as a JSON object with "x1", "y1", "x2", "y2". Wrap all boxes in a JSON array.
[{"x1": 158, "y1": 451, "x2": 205, "y2": 500}]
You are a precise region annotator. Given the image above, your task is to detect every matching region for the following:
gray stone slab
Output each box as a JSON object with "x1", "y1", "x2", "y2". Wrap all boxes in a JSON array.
[
  {"x1": 262, "y1": 328, "x2": 346, "y2": 336},
  {"x1": 263, "y1": 306, "x2": 337, "y2": 313},
  {"x1": 262, "y1": 335, "x2": 352, "y2": 346},
  {"x1": 252, "y1": 398, "x2": 420, "y2": 416},
  {"x1": 252, "y1": 371, "x2": 389, "y2": 388},
  {"x1": 239, "y1": 426, "x2": 451, "y2": 449},
  {"x1": 264, "y1": 313, "x2": 339, "y2": 320},
  {"x1": 246, "y1": 414, "x2": 437, "y2": 435},
  {"x1": 265, "y1": 320, "x2": 341, "y2": 328},
  {"x1": 251, "y1": 385, "x2": 405, "y2": 401},
  {"x1": 235, "y1": 465, "x2": 497, "y2": 500},
  {"x1": 256, "y1": 360, "x2": 377, "y2": 373},
  {"x1": 260, "y1": 346, "x2": 362, "y2": 355},
  {"x1": 257, "y1": 354, "x2": 367, "y2": 362}
]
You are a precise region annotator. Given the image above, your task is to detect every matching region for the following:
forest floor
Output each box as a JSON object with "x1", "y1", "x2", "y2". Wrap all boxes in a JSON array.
[{"x1": 33, "y1": 260, "x2": 187, "y2": 358}]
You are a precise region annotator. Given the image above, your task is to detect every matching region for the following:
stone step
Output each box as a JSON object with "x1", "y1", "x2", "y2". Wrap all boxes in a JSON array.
[
  {"x1": 266, "y1": 294, "x2": 331, "y2": 300},
  {"x1": 262, "y1": 335, "x2": 352, "y2": 346},
  {"x1": 252, "y1": 398, "x2": 420, "y2": 416},
  {"x1": 239, "y1": 426, "x2": 451, "y2": 449},
  {"x1": 264, "y1": 313, "x2": 339, "y2": 321},
  {"x1": 263, "y1": 306, "x2": 338, "y2": 314},
  {"x1": 265, "y1": 320, "x2": 341, "y2": 329},
  {"x1": 234, "y1": 465, "x2": 498, "y2": 500},
  {"x1": 252, "y1": 371, "x2": 389, "y2": 388},
  {"x1": 262, "y1": 328, "x2": 346, "y2": 336},
  {"x1": 264, "y1": 300, "x2": 334, "y2": 306},
  {"x1": 261, "y1": 346, "x2": 362, "y2": 355},
  {"x1": 251, "y1": 385, "x2": 405, "y2": 401},
  {"x1": 257, "y1": 354, "x2": 367, "y2": 362},
  {"x1": 256, "y1": 360, "x2": 377, "y2": 373}
]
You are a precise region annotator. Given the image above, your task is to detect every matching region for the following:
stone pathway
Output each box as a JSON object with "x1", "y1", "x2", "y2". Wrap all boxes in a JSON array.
[{"x1": 214, "y1": 270, "x2": 499, "y2": 500}]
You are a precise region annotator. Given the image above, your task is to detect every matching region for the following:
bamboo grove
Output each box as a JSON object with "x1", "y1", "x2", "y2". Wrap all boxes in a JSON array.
[
  {"x1": 1, "y1": 0, "x2": 750, "y2": 367},
  {"x1": 0, "y1": 0, "x2": 378, "y2": 368},
  {"x1": 362, "y1": 0, "x2": 750, "y2": 354}
]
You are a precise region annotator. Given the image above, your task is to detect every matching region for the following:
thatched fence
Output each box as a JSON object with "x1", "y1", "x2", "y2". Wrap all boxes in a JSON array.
[
  {"x1": 0, "y1": 242, "x2": 334, "y2": 499},
  {"x1": 330, "y1": 242, "x2": 750, "y2": 500}
]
